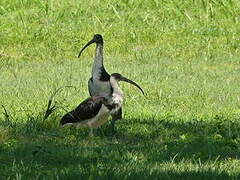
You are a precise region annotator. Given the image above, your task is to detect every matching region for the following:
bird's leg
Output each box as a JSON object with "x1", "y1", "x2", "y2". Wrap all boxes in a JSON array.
[
  {"x1": 110, "y1": 119, "x2": 116, "y2": 135},
  {"x1": 110, "y1": 108, "x2": 122, "y2": 136},
  {"x1": 89, "y1": 128, "x2": 94, "y2": 137}
]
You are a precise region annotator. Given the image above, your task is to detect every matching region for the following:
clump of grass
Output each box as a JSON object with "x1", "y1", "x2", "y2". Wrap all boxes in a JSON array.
[
  {"x1": 0, "y1": 126, "x2": 12, "y2": 143},
  {"x1": 43, "y1": 86, "x2": 74, "y2": 120}
]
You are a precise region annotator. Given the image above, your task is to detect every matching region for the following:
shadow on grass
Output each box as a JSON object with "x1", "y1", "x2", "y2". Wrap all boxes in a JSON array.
[
  {"x1": 115, "y1": 115, "x2": 240, "y2": 162},
  {"x1": 0, "y1": 114, "x2": 240, "y2": 179}
]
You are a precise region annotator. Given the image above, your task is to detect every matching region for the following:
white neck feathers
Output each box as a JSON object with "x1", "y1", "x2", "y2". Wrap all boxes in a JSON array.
[
  {"x1": 110, "y1": 77, "x2": 123, "y2": 97},
  {"x1": 92, "y1": 43, "x2": 104, "y2": 78}
]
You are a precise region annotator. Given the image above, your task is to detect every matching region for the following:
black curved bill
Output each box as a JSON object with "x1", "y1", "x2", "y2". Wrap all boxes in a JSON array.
[
  {"x1": 121, "y1": 77, "x2": 144, "y2": 95},
  {"x1": 78, "y1": 39, "x2": 95, "y2": 58}
]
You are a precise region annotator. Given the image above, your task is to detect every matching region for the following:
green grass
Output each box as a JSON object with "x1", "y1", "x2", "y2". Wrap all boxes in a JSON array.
[{"x1": 1, "y1": 0, "x2": 240, "y2": 179}]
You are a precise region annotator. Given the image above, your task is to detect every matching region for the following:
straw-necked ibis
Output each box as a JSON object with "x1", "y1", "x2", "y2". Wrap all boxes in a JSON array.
[
  {"x1": 60, "y1": 73, "x2": 144, "y2": 136},
  {"x1": 78, "y1": 34, "x2": 122, "y2": 134}
]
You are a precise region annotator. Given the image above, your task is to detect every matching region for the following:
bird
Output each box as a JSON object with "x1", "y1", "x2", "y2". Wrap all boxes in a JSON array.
[
  {"x1": 78, "y1": 34, "x2": 122, "y2": 134},
  {"x1": 60, "y1": 73, "x2": 144, "y2": 137}
]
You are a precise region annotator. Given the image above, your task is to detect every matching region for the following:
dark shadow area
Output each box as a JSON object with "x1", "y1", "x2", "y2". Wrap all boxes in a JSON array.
[
  {"x1": 0, "y1": 114, "x2": 240, "y2": 179},
  {"x1": 113, "y1": 116, "x2": 240, "y2": 162}
]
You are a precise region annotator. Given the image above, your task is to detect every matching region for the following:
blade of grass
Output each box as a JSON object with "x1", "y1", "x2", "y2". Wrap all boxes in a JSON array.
[{"x1": 43, "y1": 85, "x2": 75, "y2": 120}]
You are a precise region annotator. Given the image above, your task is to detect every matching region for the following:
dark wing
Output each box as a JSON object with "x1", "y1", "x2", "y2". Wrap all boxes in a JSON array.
[
  {"x1": 60, "y1": 96, "x2": 106, "y2": 125},
  {"x1": 73, "y1": 96, "x2": 107, "y2": 120}
]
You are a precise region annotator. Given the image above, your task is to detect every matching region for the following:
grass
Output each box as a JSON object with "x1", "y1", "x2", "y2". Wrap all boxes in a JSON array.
[{"x1": 1, "y1": 0, "x2": 240, "y2": 179}]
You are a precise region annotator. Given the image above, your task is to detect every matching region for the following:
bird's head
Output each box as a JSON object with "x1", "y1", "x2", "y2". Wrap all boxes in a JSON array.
[
  {"x1": 111, "y1": 73, "x2": 144, "y2": 95},
  {"x1": 78, "y1": 34, "x2": 103, "y2": 58}
]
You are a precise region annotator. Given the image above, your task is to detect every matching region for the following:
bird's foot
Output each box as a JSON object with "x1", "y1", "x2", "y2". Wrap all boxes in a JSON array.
[{"x1": 88, "y1": 129, "x2": 94, "y2": 137}]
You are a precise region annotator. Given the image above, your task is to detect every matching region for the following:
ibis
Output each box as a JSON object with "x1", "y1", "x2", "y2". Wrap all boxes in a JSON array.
[
  {"x1": 60, "y1": 73, "x2": 144, "y2": 136},
  {"x1": 78, "y1": 34, "x2": 122, "y2": 133}
]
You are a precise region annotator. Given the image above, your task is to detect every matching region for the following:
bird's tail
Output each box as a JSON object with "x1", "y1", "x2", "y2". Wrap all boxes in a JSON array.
[{"x1": 60, "y1": 112, "x2": 78, "y2": 127}]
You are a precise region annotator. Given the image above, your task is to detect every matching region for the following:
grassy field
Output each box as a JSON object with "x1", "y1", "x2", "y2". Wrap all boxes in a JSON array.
[{"x1": 1, "y1": 0, "x2": 240, "y2": 179}]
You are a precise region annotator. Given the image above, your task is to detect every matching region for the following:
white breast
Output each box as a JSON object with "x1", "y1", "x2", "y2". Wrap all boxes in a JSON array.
[
  {"x1": 89, "y1": 79, "x2": 111, "y2": 96},
  {"x1": 109, "y1": 93, "x2": 123, "y2": 114},
  {"x1": 112, "y1": 93, "x2": 123, "y2": 105}
]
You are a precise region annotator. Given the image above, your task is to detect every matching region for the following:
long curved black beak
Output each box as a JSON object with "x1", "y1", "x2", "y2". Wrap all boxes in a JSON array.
[
  {"x1": 120, "y1": 77, "x2": 144, "y2": 95},
  {"x1": 78, "y1": 39, "x2": 95, "y2": 58}
]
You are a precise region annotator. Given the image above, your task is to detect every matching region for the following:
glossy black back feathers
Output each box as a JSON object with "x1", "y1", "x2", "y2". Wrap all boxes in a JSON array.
[{"x1": 60, "y1": 96, "x2": 106, "y2": 126}]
